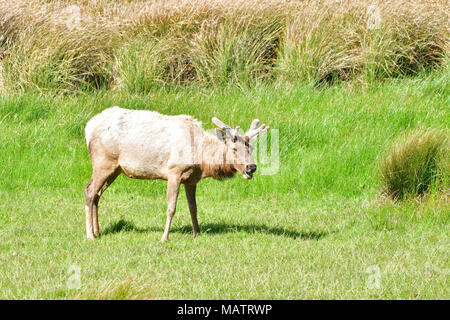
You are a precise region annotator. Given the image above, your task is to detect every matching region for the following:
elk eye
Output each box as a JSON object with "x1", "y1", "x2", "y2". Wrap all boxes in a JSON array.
[{"x1": 232, "y1": 147, "x2": 237, "y2": 152}]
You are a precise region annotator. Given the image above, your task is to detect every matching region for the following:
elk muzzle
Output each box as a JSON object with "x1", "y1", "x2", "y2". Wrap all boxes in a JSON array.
[{"x1": 243, "y1": 164, "x2": 257, "y2": 179}]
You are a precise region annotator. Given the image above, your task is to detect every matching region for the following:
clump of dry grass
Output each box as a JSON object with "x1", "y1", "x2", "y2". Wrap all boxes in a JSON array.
[
  {"x1": 116, "y1": 35, "x2": 195, "y2": 92},
  {"x1": 189, "y1": 15, "x2": 282, "y2": 87},
  {"x1": 0, "y1": 0, "x2": 448, "y2": 92},
  {"x1": 278, "y1": 0, "x2": 449, "y2": 84},
  {"x1": 380, "y1": 128, "x2": 449, "y2": 200},
  {"x1": 0, "y1": 0, "x2": 126, "y2": 91}
]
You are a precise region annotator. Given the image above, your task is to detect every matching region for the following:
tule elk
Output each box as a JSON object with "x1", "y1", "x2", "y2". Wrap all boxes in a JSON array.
[{"x1": 84, "y1": 107, "x2": 268, "y2": 241}]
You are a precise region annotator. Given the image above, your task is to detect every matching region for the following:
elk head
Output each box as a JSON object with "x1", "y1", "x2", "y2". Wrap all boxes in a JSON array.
[{"x1": 212, "y1": 117, "x2": 268, "y2": 179}]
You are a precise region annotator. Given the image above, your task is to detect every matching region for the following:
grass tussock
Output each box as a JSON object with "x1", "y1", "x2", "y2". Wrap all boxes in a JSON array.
[
  {"x1": 0, "y1": 0, "x2": 448, "y2": 92},
  {"x1": 70, "y1": 279, "x2": 157, "y2": 300},
  {"x1": 380, "y1": 128, "x2": 449, "y2": 200}
]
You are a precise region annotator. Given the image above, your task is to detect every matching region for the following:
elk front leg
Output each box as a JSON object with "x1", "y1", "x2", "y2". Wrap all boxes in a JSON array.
[
  {"x1": 84, "y1": 166, "x2": 119, "y2": 240},
  {"x1": 84, "y1": 179, "x2": 96, "y2": 240},
  {"x1": 161, "y1": 176, "x2": 181, "y2": 242},
  {"x1": 185, "y1": 184, "x2": 200, "y2": 237},
  {"x1": 92, "y1": 170, "x2": 120, "y2": 237}
]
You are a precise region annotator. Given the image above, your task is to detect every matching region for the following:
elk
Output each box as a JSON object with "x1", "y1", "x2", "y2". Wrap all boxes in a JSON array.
[{"x1": 84, "y1": 107, "x2": 268, "y2": 241}]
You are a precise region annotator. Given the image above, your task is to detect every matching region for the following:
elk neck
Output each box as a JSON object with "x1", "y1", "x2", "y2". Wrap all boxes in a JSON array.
[{"x1": 199, "y1": 134, "x2": 236, "y2": 180}]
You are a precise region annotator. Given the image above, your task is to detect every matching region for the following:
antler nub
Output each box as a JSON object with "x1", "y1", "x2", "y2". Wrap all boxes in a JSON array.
[
  {"x1": 212, "y1": 117, "x2": 239, "y2": 138},
  {"x1": 212, "y1": 117, "x2": 230, "y2": 130},
  {"x1": 245, "y1": 119, "x2": 268, "y2": 140},
  {"x1": 212, "y1": 117, "x2": 268, "y2": 140},
  {"x1": 250, "y1": 119, "x2": 260, "y2": 130}
]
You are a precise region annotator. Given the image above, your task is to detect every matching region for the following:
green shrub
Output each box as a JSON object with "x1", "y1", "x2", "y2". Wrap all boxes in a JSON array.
[{"x1": 380, "y1": 128, "x2": 449, "y2": 200}]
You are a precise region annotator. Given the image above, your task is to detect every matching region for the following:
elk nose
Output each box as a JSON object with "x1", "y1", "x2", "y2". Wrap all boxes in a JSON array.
[{"x1": 246, "y1": 164, "x2": 257, "y2": 173}]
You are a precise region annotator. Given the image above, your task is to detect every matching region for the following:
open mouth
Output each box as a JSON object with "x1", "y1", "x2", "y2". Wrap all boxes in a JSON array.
[{"x1": 243, "y1": 171, "x2": 253, "y2": 180}]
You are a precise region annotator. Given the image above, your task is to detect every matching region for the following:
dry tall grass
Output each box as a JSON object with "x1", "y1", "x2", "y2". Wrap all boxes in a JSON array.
[
  {"x1": 0, "y1": 0, "x2": 448, "y2": 91},
  {"x1": 279, "y1": 0, "x2": 449, "y2": 83}
]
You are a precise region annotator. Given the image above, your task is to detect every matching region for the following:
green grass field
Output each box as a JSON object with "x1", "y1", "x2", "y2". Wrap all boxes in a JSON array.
[{"x1": 0, "y1": 71, "x2": 448, "y2": 299}]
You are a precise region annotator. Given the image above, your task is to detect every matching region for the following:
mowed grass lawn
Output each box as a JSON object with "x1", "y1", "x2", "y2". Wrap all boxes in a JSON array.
[{"x1": 0, "y1": 74, "x2": 448, "y2": 299}]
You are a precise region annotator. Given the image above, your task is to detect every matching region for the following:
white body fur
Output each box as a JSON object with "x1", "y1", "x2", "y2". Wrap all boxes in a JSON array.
[{"x1": 85, "y1": 106, "x2": 210, "y2": 180}]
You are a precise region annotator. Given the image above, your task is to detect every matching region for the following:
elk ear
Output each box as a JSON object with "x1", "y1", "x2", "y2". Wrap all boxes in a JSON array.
[{"x1": 215, "y1": 128, "x2": 227, "y2": 142}]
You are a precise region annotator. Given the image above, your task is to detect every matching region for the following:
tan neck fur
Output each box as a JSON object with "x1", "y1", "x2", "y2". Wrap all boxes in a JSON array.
[{"x1": 200, "y1": 134, "x2": 236, "y2": 180}]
